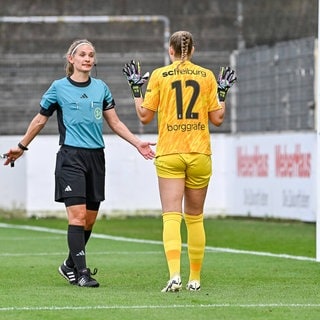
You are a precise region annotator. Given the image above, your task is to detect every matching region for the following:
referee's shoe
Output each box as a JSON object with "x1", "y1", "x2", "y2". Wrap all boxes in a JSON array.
[
  {"x1": 58, "y1": 260, "x2": 77, "y2": 285},
  {"x1": 77, "y1": 268, "x2": 99, "y2": 287}
]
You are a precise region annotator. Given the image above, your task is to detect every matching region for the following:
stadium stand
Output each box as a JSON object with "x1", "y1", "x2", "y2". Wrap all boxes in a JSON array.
[{"x1": 0, "y1": 0, "x2": 317, "y2": 134}]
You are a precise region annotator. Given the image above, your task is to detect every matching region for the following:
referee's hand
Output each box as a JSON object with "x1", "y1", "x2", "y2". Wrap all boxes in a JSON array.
[
  {"x1": 2, "y1": 147, "x2": 23, "y2": 167},
  {"x1": 136, "y1": 140, "x2": 156, "y2": 160}
]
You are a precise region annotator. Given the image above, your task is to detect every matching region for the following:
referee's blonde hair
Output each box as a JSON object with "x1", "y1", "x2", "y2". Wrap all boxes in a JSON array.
[{"x1": 65, "y1": 39, "x2": 96, "y2": 76}]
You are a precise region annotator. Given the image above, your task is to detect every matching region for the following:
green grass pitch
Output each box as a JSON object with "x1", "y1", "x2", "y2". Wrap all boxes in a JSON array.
[{"x1": 0, "y1": 216, "x2": 319, "y2": 320}]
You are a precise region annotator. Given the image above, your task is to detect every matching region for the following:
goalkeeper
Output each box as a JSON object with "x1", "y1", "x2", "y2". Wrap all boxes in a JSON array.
[{"x1": 123, "y1": 30, "x2": 236, "y2": 293}]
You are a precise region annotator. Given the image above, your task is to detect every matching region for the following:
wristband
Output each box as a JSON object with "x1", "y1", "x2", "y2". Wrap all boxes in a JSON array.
[
  {"x1": 131, "y1": 85, "x2": 142, "y2": 98},
  {"x1": 218, "y1": 89, "x2": 227, "y2": 102},
  {"x1": 18, "y1": 142, "x2": 28, "y2": 151}
]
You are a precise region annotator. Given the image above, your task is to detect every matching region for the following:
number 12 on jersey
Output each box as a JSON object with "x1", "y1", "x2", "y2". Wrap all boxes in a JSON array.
[{"x1": 171, "y1": 80, "x2": 200, "y2": 120}]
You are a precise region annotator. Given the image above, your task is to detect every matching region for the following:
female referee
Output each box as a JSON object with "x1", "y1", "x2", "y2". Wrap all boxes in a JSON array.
[
  {"x1": 123, "y1": 30, "x2": 236, "y2": 292},
  {"x1": 4, "y1": 39, "x2": 155, "y2": 288}
]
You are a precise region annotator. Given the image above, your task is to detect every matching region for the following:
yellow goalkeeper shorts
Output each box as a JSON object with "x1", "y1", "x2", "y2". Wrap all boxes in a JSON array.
[{"x1": 154, "y1": 153, "x2": 212, "y2": 189}]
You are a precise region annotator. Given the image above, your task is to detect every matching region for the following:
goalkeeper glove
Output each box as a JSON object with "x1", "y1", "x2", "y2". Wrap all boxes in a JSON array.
[
  {"x1": 217, "y1": 66, "x2": 237, "y2": 102},
  {"x1": 123, "y1": 60, "x2": 149, "y2": 98}
]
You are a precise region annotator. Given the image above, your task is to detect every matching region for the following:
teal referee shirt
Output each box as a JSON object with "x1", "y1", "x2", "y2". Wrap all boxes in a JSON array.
[{"x1": 40, "y1": 77, "x2": 115, "y2": 149}]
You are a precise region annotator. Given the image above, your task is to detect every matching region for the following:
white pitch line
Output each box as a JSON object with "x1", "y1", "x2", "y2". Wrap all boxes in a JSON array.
[
  {"x1": 1, "y1": 303, "x2": 320, "y2": 312},
  {"x1": 206, "y1": 247, "x2": 316, "y2": 262},
  {"x1": 0, "y1": 222, "x2": 316, "y2": 262},
  {"x1": 0, "y1": 251, "x2": 161, "y2": 257},
  {"x1": 0, "y1": 236, "x2": 63, "y2": 240}
]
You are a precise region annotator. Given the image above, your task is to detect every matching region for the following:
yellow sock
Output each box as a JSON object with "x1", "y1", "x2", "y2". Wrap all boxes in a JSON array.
[
  {"x1": 162, "y1": 212, "x2": 182, "y2": 278},
  {"x1": 184, "y1": 213, "x2": 205, "y2": 282}
]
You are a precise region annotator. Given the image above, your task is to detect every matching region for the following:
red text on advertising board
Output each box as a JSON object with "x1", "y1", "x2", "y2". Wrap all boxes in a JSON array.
[
  {"x1": 275, "y1": 144, "x2": 311, "y2": 177},
  {"x1": 237, "y1": 146, "x2": 268, "y2": 177}
]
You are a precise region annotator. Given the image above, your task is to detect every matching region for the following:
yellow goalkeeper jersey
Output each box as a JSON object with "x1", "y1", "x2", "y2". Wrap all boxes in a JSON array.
[{"x1": 142, "y1": 60, "x2": 221, "y2": 156}]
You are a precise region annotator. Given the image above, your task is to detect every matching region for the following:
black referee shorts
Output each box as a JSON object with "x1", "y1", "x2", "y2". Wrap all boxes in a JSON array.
[{"x1": 54, "y1": 145, "x2": 105, "y2": 203}]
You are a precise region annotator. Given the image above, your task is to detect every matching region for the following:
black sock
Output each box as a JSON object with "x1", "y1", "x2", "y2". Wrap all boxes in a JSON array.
[
  {"x1": 85, "y1": 230, "x2": 92, "y2": 244},
  {"x1": 66, "y1": 229, "x2": 92, "y2": 268},
  {"x1": 67, "y1": 225, "x2": 86, "y2": 271}
]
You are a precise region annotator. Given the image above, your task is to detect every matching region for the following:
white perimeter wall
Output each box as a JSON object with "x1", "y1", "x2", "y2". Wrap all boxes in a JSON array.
[{"x1": 0, "y1": 132, "x2": 316, "y2": 221}]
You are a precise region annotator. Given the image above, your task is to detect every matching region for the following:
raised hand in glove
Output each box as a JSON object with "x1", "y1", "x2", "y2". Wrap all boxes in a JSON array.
[
  {"x1": 123, "y1": 60, "x2": 150, "y2": 98},
  {"x1": 217, "y1": 66, "x2": 237, "y2": 102}
]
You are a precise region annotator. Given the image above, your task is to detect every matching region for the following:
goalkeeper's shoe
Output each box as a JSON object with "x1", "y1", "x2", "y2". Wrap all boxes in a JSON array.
[
  {"x1": 58, "y1": 260, "x2": 77, "y2": 285},
  {"x1": 77, "y1": 268, "x2": 99, "y2": 288},
  {"x1": 161, "y1": 275, "x2": 182, "y2": 292},
  {"x1": 186, "y1": 280, "x2": 201, "y2": 291}
]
